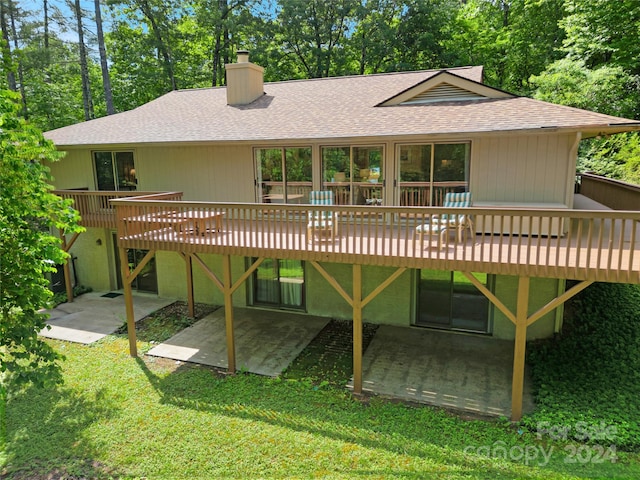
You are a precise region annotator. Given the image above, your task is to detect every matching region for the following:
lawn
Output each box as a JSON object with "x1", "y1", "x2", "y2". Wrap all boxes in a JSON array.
[{"x1": 4, "y1": 331, "x2": 640, "y2": 479}]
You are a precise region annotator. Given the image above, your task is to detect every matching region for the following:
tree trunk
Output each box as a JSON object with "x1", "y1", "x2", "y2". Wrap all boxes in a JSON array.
[
  {"x1": 211, "y1": 0, "x2": 229, "y2": 87},
  {"x1": 94, "y1": 0, "x2": 115, "y2": 114},
  {"x1": 8, "y1": 0, "x2": 27, "y2": 116},
  {"x1": 138, "y1": 0, "x2": 178, "y2": 91},
  {"x1": 74, "y1": 0, "x2": 93, "y2": 120},
  {"x1": 0, "y1": 0, "x2": 17, "y2": 91},
  {"x1": 44, "y1": 0, "x2": 49, "y2": 49}
]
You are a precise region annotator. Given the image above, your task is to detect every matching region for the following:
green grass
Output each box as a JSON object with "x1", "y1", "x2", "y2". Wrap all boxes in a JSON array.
[{"x1": 4, "y1": 334, "x2": 640, "y2": 479}]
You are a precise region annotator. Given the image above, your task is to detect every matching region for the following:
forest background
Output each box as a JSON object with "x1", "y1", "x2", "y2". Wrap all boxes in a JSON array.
[{"x1": 1, "y1": 0, "x2": 639, "y2": 183}]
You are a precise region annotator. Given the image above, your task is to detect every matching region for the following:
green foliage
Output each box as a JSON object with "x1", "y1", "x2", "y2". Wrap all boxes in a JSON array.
[
  {"x1": 531, "y1": 58, "x2": 639, "y2": 119},
  {"x1": 576, "y1": 133, "x2": 640, "y2": 184},
  {"x1": 561, "y1": 0, "x2": 640, "y2": 76},
  {"x1": 524, "y1": 283, "x2": 640, "y2": 450},
  {"x1": 51, "y1": 285, "x2": 93, "y2": 308},
  {"x1": 0, "y1": 90, "x2": 83, "y2": 391}
]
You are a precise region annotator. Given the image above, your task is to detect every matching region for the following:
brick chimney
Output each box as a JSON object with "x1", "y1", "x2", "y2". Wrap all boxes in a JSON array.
[{"x1": 225, "y1": 50, "x2": 264, "y2": 105}]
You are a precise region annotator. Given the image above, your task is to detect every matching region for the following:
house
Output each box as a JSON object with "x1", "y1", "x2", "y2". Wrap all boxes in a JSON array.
[{"x1": 45, "y1": 51, "x2": 640, "y2": 420}]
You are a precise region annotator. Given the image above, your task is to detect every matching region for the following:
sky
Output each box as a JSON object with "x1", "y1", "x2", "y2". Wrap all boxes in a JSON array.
[{"x1": 19, "y1": 0, "x2": 109, "y2": 45}]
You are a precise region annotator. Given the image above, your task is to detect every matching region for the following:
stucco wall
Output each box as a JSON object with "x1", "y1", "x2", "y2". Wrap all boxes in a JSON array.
[
  {"x1": 156, "y1": 252, "x2": 248, "y2": 306},
  {"x1": 68, "y1": 228, "x2": 114, "y2": 292},
  {"x1": 492, "y1": 275, "x2": 564, "y2": 340},
  {"x1": 305, "y1": 263, "x2": 412, "y2": 326}
]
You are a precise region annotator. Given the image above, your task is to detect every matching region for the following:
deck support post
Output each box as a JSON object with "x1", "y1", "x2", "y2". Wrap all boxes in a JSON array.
[
  {"x1": 63, "y1": 257, "x2": 74, "y2": 304},
  {"x1": 119, "y1": 247, "x2": 137, "y2": 357},
  {"x1": 511, "y1": 276, "x2": 530, "y2": 421},
  {"x1": 222, "y1": 254, "x2": 236, "y2": 373},
  {"x1": 59, "y1": 230, "x2": 80, "y2": 303},
  {"x1": 184, "y1": 253, "x2": 195, "y2": 318},
  {"x1": 353, "y1": 264, "x2": 363, "y2": 395}
]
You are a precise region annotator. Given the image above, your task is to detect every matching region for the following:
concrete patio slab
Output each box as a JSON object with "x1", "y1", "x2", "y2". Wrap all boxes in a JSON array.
[
  {"x1": 350, "y1": 325, "x2": 535, "y2": 417},
  {"x1": 40, "y1": 292, "x2": 174, "y2": 344},
  {"x1": 147, "y1": 308, "x2": 330, "y2": 377}
]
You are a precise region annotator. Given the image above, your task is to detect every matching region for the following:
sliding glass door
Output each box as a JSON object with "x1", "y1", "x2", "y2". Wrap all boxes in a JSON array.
[
  {"x1": 416, "y1": 270, "x2": 490, "y2": 333},
  {"x1": 321, "y1": 146, "x2": 384, "y2": 205},
  {"x1": 398, "y1": 143, "x2": 469, "y2": 206},
  {"x1": 113, "y1": 234, "x2": 157, "y2": 293},
  {"x1": 256, "y1": 148, "x2": 312, "y2": 204},
  {"x1": 253, "y1": 259, "x2": 305, "y2": 309}
]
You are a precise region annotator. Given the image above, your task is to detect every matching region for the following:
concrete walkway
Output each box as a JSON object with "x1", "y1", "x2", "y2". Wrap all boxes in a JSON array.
[
  {"x1": 40, "y1": 291, "x2": 174, "y2": 344},
  {"x1": 351, "y1": 325, "x2": 535, "y2": 417},
  {"x1": 147, "y1": 308, "x2": 330, "y2": 377}
]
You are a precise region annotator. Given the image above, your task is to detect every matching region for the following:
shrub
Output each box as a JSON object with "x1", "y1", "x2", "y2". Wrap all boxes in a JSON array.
[{"x1": 523, "y1": 283, "x2": 640, "y2": 451}]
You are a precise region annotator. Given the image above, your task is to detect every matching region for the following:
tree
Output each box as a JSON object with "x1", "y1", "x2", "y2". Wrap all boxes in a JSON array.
[
  {"x1": 561, "y1": 0, "x2": 640, "y2": 75},
  {"x1": 531, "y1": 58, "x2": 640, "y2": 183},
  {"x1": 0, "y1": 90, "x2": 82, "y2": 392},
  {"x1": 0, "y1": 0, "x2": 17, "y2": 91},
  {"x1": 71, "y1": 0, "x2": 94, "y2": 120},
  {"x1": 95, "y1": 0, "x2": 115, "y2": 114},
  {"x1": 395, "y1": 0, "x2": 458, "y2": 71},
  {"x1": 531, "y1": 58, "x2": 639, "y2": 119},
  {"x1": 275, "y1": 0, "x2": 358, "y2": 79},
  {"x1": 348, "y1": 0, "x2": 405, "y2": 75}
]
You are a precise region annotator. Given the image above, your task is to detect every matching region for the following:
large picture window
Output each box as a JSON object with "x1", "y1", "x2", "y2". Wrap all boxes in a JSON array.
[
  {"x1": 256, "y1": 147, "x2": 312, "y2": 204},
  {"x1": 93, "y1": 151, "x2": 137, "y2": 191},
  {"x1": 398, "y1": 143, "x2": 469, "y2": 206},
  {"x1": 321, "y1": 145, "x2": 383, "y2": 205}
]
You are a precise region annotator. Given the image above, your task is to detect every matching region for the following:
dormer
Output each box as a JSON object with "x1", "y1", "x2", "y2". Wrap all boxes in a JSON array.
[{"x1": 377, "y1": 71, "x2": 514, "y2": 106}]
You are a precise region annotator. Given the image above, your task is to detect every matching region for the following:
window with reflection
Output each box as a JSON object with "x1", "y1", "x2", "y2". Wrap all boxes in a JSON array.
[
  {"x1": 398, "y1": 143, "x2": 469, "y2": 206},
  {"x1": 256, "y1": 147, "x2": 312, "y2": 204},
  {"x1": 93, "y1": 151, "x2": 136, "y2": 191},
  {"x1": 321, "y1": 145, "x2": 383, "y2": 205}
]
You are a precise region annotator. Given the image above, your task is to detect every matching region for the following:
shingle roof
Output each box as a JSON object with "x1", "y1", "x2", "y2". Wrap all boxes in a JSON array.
[{"x1": 44, "y1": 66, "x2": 639, "y2": 146}]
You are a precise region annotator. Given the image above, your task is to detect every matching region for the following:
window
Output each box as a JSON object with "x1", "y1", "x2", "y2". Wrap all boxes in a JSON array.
[
  {"x1": 398, "y1": 143, "x2": 469, "y2": 206},
  {"x1": 256, "y1": 147, "x2": 312, "y2": 204},
  {"x1": 94, "y1": 151, "x2": 137, "y2": 191},
  {"x1": 321, "y1": 145, "x2": 383, "y2": 205}
]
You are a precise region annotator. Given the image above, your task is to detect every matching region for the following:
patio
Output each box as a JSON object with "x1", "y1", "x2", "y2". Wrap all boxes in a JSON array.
[{"x1": 41, "y1": 295, "x2": 533, "y2": 417}]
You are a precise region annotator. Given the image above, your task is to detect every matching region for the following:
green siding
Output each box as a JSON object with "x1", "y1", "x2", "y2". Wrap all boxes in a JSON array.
[{"x1": 492, "y1": 276, "x2": 564, "y2": 340}]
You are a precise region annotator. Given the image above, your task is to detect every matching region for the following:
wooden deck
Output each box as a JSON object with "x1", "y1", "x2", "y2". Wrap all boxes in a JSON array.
[{"x1": 110, "y1": 200, "x2": 639, "y2": 284}]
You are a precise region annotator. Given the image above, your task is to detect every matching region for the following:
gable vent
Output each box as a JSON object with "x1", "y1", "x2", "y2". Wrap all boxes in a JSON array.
[{"x1": 401, "y1": 83, "x2": 486, "y2": 105}]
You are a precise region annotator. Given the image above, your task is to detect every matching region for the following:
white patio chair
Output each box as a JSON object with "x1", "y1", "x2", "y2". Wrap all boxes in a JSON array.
[
  {"x1": 416, "y1": 192, "x2": 473, "y2": 248},
  {"x1": 307, "y1": 190, "x2": 338, "y2": 243}
]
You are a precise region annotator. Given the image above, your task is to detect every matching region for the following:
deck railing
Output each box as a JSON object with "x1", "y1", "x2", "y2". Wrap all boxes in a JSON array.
[
  {"x1": 578, "y1": 173, "x2": 640, "y2": 211},
  {"x1": 54, "y1": 190, "x2": 184, "y2": 228},
  {"x1": 111, "y1": 199, "x2": 639, "y2": 284}
]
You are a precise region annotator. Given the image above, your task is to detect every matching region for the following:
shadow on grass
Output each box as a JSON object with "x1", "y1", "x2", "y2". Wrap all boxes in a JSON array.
[
  {"x1": 4, "y1": 384, "x2": 124, "y2": 479},
  {"x1": 134, "y1": 358, "x2": 550, "y2": 479}
]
